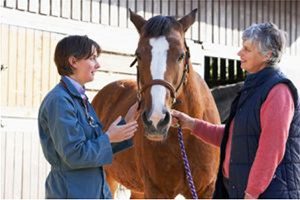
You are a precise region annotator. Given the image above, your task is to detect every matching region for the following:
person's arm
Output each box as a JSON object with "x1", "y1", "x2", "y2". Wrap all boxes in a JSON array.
[
  {"x1": 245, "y1": 84, "x2": 295, "y2": 198},
  {"x1": 192, "y1": 120, "x2": 225, "y2": 147},
  {"x1": 47, "y1": 95, "x2": 113, "y2": 169},
  {"x1": 171, "y1": 109, "x2": 225, "y2": 147}
]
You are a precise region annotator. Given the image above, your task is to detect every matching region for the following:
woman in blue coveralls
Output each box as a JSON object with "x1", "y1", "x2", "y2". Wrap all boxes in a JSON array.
[{"x1": 38, "y1": 35, "x2": 139, "y2": 199}]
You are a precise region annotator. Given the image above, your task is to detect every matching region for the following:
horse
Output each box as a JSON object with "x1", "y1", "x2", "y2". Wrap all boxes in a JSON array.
[
  {"x1": 211, "y1": 82, "x2": 244, "y2": 123},
  {"x1": 92, "y1": 9, "x2": 221, "y2": 198}
]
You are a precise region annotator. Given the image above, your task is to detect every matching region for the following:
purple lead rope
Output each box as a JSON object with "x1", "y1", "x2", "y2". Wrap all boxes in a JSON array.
[{"x1": 177, "y1": 126, "x2": 198, "y2": 199}]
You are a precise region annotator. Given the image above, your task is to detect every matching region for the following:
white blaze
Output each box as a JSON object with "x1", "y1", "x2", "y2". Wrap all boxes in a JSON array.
[{"x1": 149, "y1": 36, "x2": 169, "y2": 128}]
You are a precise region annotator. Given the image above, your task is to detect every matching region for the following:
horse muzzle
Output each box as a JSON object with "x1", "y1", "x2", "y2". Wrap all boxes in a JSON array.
[{"x1": 141, "y1": 110, "x2": 171, "y2": 141}]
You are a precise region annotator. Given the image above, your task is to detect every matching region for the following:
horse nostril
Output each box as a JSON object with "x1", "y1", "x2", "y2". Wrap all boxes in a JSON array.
[
  {"x1": 158, "y1": 111, "x2": 170, "y2": 128},
  {"x1": 142, "y1": 111, "x2": 152, "y2": 126}
]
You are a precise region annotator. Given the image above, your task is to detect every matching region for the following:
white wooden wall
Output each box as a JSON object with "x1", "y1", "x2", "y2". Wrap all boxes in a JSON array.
[{"x1": 1, "y1": 0, "x2": 299, "y2": 55}]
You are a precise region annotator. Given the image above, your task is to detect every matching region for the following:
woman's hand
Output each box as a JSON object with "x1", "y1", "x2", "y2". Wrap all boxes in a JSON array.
[
  {"x1": 171, "y1": 109, "x2": 195, "y2": 131},
  {"x1": 106, "y1": 116, "x2": 138, "y2": 143},
  {"x1": 124, "y1": 102, "x2": 140, "y2": 123}
]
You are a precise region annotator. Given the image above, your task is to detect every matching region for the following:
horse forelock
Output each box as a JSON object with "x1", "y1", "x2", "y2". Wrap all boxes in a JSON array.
[{"x1": 143, "y1": 15, "x2": 179, "y2": 37}]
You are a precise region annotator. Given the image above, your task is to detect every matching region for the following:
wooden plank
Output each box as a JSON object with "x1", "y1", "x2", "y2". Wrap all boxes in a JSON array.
[
  {"x1": 61, "y1": 0, "x2": 71, "y2": 18},
  {"x1": 184, "y1": 0, "x2": 192, "y2": 39},
  {"x1": 257, "y1": 0, "x2": 263, "y2": 22},
  {"x1": 297, "y1": 0, "x2": 300, "y2": 56},
  {"x1": 38, "y1": 141, "x2": 47, "y2": 198},
  {"x1": 85, "y1": 71, "x2": 135, "y2": 91},
  {"x1": 199, "y1": 0, "x2": 206, "y2": 43},
  {"x1": 32, "y1": 30, "x2": 42, "y2": 108},
  {"x1": 4, "y1": 0, "x2": 16, "y2": 8},
  {"x1": 191, "y1": 0, "x2": 199, "y2": 41},
  {"x1": 17, "y1": 0, "x2": 27, "y2": 11},
  {"x1": 24, "y1": 28, "x2": 35, "y2": 107},
  {"x1": 169, "y1": 0, "x2": 176, "y2": 17},
  {"x1": 127, "y1": 0, "x2": 136, "y2": 29},
  {"x1": 30, "y1": 130, "x2": 39, "y2": 198},
  {"x1": 82, "y1": 0, "x2": 91, "y2": 22},
  {"x1": 22, "y1": 131, "x2": 32, "y2": 198},
  {"x1": 262, "y1": 0, "x2": 270, "y2": 22},
  {"x1": 153, "y1": 0, "x2": 160, "y2": 16},
  {"x1": 232, "y1": 1, "x2": 239, "y2": 47},
  {"x1": 100, "y1": 0, "x2": 109, "y2": 25},
  {"x1": 219, "y1": 0, "x2": 226, "y2": 45},
  {"x1": 110, "y1": 0, "x2": 119, "y2": 26},
  {"x1": 279, "y1": 0, "x2": 285, "y2": 30},
  {"x1": 244, "y1": 0, "x2": 251, "y2": 28},
  {"x1": 118, "y1": 0, "x2": 127, "y2": 28},
  {"x1": 250, "y1": 0, "x2": 257, "y2": 23},
  {"x1": 269, "y1": 0, "x2": 275, "y2": 23},
  {"x1": 71, "y1": 0, "x2": 81, "y2": 20},
  {"x1": 226, "y1": 0, "x2": 232, "y2": 46},
  {"x1": 50, "y1": 0, "x2": 60, "y2": 17},
  {"x1": 49, "y1": 33, "x2": 62, "y2": 90},
  {"x1": 177, "y1": 0, "x2": 184, "y2": 18},
  {"x1": 91, "y1": 0, "x2": 100, "y2": 23},
  {"x1": 237, "y1": 0, "x2": 244, "y2": 45},
  {"x1": 136, "y1": 0, "x2": 144, "y2": 18},
  {"x1": 4, "y1": 132, "x2": 15, "y2": 198},
  {"x1": 145, "y1": 0, "x2": 153, "y2": 19},
  {"x1": 39, "y1": 0, "x2": 50, "y2": 15},
  {"x1": 100, "y1": 53, "x2": 136, "y2": 74},
  {"x1": 205, "y1": 0, "x2": 213, "y2": 43},
  {"x1": 161, "y1": 0, "x2": 169, "y2": 16},
  {"x1": 28, "y1": 0, "x2": 39, "y2": 13},
  {"x1": 8, "y1": 26, "x2": 18, "y2": 107},
  {"x1": 285, "y1": 0, "x2": 291, "y2": 55},
  {"x1": 0, "y1": 24, "x2": 9, "y2": 106},
  {"x1": 16, "y1": 27, "x2": 26, "y2": 106},
  {"x1": 212, "y1": 0, "x2": 220, "y2": 44},
  {"x1": 40, "y1": 32, "x2": 51, "y2": 100},
  {"x1": 274, "y1": 0, "x2": 280, "y2": 26},
  {"x1": 0, "y1": 131, "x2": 6, "y2": 199},
  {"x1": 13, "y1": 132, "x2": 23, "y2": 198}
]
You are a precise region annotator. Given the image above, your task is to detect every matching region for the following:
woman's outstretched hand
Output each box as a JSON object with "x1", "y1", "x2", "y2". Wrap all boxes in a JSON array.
[
  {"x1": 106, "y1": 116, "x2": 138, "y2": 143},
  {"x1": 171, "y1": 109, "x2": 195, "y2": 131},
  {"x1": 125, "y1": 102, "x2": 140, "y2": 123}
]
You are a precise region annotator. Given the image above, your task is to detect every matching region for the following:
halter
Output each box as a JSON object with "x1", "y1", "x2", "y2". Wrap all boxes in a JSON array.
[{"x1": 130, "y1": 40, "x2": 190, "y2": 109}]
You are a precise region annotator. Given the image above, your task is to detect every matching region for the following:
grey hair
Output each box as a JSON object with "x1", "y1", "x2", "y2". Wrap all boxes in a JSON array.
[{"x1": 242, "y1": 22, "x2": 287, "y2": 66}]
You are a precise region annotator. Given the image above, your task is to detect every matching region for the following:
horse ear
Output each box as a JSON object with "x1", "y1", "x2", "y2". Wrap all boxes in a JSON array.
[
  {"x1": 178, "y1": 9, "x2": 198, "y2": 32},
  {"x1": 129, "y1": 9, "x2": 146, "y2": 34}
]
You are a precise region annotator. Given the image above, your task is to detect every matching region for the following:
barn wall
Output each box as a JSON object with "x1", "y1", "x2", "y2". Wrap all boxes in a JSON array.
[{"x1": 1, "y1": 0, "x2": 299, "y2": 55}]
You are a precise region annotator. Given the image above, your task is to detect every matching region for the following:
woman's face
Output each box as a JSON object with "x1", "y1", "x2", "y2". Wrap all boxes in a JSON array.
[
  {"x1": 70, "y1": 46, "x2": 100, "y2": 85},
  {"x1": 237, "y1": 40, "x2": 269, "y2": 74}
]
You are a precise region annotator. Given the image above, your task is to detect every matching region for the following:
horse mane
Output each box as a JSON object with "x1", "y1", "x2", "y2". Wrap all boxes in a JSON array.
[{"x1": 144, "y1": 15, "x2": 179, "y2": 37}]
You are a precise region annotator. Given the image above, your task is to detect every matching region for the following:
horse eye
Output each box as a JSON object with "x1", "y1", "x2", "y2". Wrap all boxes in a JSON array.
[{"x1": 178, "y1": 53, "x2": 185, "y2": 62}]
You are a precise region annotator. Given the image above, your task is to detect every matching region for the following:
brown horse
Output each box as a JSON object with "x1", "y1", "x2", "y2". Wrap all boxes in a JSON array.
[{"x1": 92, "y1": 9, "x2": 220, "y2": 198}]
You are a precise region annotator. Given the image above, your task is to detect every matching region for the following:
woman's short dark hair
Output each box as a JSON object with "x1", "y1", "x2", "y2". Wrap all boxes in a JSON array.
[{"x1": 54, "y1": 35, "x2": 101, "y2": 76}]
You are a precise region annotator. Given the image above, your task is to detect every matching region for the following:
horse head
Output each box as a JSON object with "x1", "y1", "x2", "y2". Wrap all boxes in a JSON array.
[{"x1": 130, "y1": 9, "x2": 197, "y2": 141}]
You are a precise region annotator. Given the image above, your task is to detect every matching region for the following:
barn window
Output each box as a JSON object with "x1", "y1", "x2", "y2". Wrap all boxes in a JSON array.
[{"x1": 204, "y1": 56, "x2": 246, "y2": 88}]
